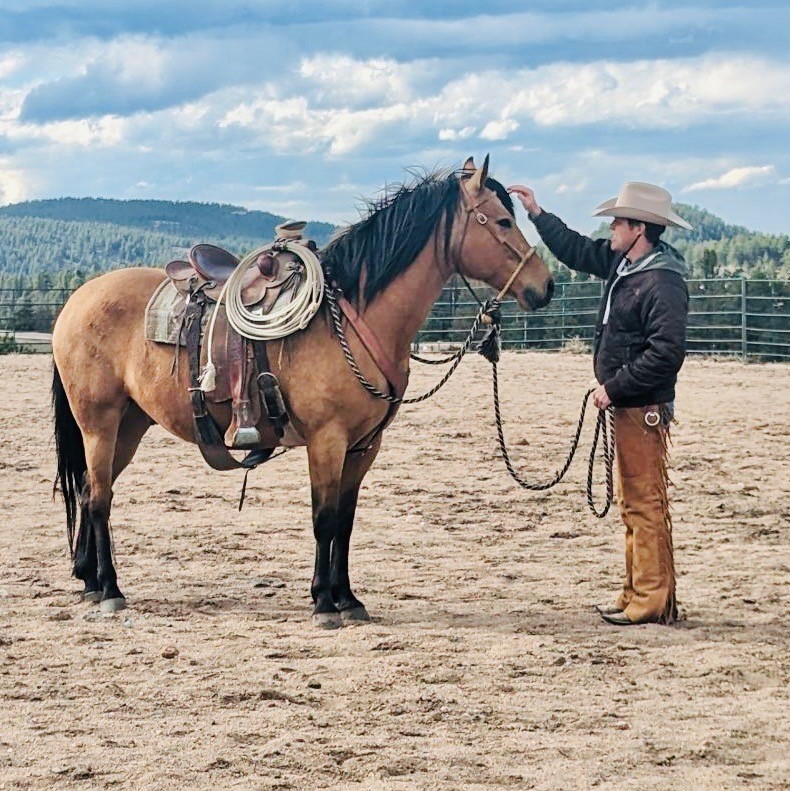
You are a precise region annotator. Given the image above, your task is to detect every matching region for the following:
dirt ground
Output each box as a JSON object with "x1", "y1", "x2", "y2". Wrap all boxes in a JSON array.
[{"x1": 0, "y1": 351, "x2": 788, "y2": 790}]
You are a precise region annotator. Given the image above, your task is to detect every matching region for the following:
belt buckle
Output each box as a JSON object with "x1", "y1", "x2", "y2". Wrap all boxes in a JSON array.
[{"x1": 644, "y1": 410, "x2": 660, "y2": 427}]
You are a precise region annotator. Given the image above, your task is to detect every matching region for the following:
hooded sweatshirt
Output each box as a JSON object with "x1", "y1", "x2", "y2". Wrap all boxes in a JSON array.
[{"x1": 533, "y1": 211, "x2": 689, "y2": 408}]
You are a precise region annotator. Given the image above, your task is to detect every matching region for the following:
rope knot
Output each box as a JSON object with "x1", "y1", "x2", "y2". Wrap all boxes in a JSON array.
[
  {"x1": 478, "y1": 299, "x2": 502, "y2": 363},
  {"x1": 481, "y1": 299, "x2": 502, "y2": 326}
]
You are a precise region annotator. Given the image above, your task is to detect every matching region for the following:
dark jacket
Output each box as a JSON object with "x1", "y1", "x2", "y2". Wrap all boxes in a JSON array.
[{"x1": 533, "y1": 211, "x2": 689, "y2": 408}]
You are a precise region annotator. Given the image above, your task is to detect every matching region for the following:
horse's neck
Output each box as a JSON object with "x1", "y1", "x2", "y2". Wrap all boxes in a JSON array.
[{"x1": 360, "y1": 244, "x2": 448, "y2": 364}]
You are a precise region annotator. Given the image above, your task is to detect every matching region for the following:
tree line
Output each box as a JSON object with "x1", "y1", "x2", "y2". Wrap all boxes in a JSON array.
[
  {"x1": 1, "y1": 198, "x2": 787, "y2": 350},
  {"x1": 543, "y1": 203, "x2": 789, "y2": 282},
  {"x1": 0, "y1": 198, "x2": 336, "y2": 289}
]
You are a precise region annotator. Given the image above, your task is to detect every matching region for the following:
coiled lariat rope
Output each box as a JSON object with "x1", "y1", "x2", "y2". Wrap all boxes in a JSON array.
[
  {"x1": 200, "y1": 242, "x2": 325, "y2": 391},
  {"x1": 225, "y1": 242, "x2": 324, "y2": 340}
]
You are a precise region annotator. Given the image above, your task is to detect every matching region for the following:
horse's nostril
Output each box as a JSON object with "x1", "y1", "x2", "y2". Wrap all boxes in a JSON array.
[{"x1": 523, "y1": 280, "x2": 554, "y2": 310}]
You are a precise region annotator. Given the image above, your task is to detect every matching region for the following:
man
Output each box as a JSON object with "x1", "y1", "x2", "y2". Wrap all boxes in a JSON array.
[{"x1": 508, "y1": 181, "x2": 691, "y2": 626}]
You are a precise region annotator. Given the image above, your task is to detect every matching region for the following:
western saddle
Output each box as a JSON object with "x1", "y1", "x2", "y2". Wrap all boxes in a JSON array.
[{"x1": 164, "y1": 222, "x2": 314, "y2": 470}]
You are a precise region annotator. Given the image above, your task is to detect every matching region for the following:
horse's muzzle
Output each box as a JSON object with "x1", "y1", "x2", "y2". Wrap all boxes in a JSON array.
[{"x1": 523, "y1": 278, "x2": 554, "y2": 310}]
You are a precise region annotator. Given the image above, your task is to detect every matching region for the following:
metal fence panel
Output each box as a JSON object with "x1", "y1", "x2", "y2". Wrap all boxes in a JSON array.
[
  {"x1": 1, "y1": 279, "x2": 788, "y2": 360},
  {"x1": 414, "y1": 277, "x2": 789, "y2": 361}
]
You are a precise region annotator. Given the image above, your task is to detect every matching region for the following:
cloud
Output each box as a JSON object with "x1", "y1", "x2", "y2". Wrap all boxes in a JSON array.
[
  {"x1": 0, "y1": 54, "x2": 24, "y2": 80},
  {"x1": 0, "y1": 160, "x2": 31, "y2": 204},
  {"x1": 684, "y1": 165, "x2": 777, "y2": 192},
  {"x1": 438, "y1": 127, "x2": 476, "y2": 141},
  {"x1": 6, "y1": 117, "x2": 126, "y2": 148},
  {"x1": 298, "y1": 54, "x2": 417, "y2": 108},
  {"x1": 220, "y1": 94, "x2": 415, "y2": 156},
  {"x1": 498, "y1": 55, "x2": 790, "y2": 129},
  {"x1": 555, "y1": 180, "x2": 589, "y2": 195},
  {"x1": 21, "y1": 38, "x2": 206, "y2": 121},
  {"x1": 480, "y1": 119, "x2": 519, "y2": 141},
  {"x1": 0, "y1": 2, "x2": 725, "y2": 48},
  {"x1": 18, "y1": 34, "x2": 292, "y2": 123}
]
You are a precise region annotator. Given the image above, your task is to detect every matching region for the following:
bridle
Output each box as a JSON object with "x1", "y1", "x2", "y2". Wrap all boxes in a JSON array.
[
  {"x1": 324, "y1": 176, "x2": 544, "y2": 406},
  {"x1": 455, "y1": 181, "x2": 539, "y2": 305}
]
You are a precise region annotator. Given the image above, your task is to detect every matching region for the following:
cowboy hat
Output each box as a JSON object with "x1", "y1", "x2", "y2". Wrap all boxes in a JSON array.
[{"x1": 592, "y1": 182, "x2": 692, "y2": 230}]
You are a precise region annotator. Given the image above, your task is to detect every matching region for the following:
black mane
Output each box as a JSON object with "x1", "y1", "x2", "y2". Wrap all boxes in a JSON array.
[{"x1": 321, "y1": 169, "x2": 514, "y2": 304}]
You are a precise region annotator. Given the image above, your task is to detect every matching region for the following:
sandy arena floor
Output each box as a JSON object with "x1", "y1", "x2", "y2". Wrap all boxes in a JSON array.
[{"x1": 0, "y1": 351, "x2": 788, "y2": 790}]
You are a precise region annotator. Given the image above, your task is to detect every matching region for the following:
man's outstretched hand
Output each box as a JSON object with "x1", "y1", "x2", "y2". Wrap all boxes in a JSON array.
[{"x1": 507, "y1": 185, "x2": 541, "y2": 217}]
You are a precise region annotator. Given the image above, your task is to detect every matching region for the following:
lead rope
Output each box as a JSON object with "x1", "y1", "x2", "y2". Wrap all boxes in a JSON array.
[
  {"x1": 483, "y1": 328, "x2": 615, "y2": 517},
  {"x1": 328, "y1": 274, "x2": 615, "y2": 515}
]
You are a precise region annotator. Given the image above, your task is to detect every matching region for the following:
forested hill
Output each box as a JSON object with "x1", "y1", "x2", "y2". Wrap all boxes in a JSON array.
[
  {"x1": 581, "y1": 202, "x2": 789, "y2": 281},
  {"x1": 0, "y1": 197, "x2": 788, "y2": 288},
  {"x1": 0, "y1": 197, "x2": 336, "y2": 287}
]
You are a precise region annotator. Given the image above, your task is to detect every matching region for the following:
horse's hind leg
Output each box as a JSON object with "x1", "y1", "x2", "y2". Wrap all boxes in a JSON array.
[
  {"x1": 331, "y1": 438, "x2": 382, "y2": 622},
  {"x1": 80, "y1": 425, "x2": 125, "y2": 611},
  {"x1": 73, "y1": 515, "x2": 99, "y2": 603},
  {"x1": 75, "y1": 401, "x2": 152, "y2": 607}
]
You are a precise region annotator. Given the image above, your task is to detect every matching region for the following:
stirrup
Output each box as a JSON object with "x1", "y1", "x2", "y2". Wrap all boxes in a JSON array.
[{"x1": 231, "y1": 425, "x2": 262, "y2": 448}]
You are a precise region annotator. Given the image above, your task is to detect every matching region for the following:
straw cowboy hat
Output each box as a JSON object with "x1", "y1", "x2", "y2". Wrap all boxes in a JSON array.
[{"x1": 592, "y1": 182, "x2": 692, "y2": 230}]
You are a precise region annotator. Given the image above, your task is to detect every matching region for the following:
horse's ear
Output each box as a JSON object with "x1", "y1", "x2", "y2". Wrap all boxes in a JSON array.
[
  {"x1": 466, "y1": 154, "x2": 490, "y2": 194},
  {"x1": 462, "y1": 157, "x2": 476, "y2": 175},
  {"x1": 480, "y1": 153, "x2": 490, "y2": 183}
]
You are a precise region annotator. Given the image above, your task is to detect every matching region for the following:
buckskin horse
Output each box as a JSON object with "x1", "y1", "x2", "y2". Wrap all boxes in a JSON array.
[{"x1": 51, "y1": 156, "x2": 554, "y2": 627}]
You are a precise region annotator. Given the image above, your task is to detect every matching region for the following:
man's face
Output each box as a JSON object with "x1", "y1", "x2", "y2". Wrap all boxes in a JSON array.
[{"x1": 609, "y1": 217, "x2": 643, "y2": 254}]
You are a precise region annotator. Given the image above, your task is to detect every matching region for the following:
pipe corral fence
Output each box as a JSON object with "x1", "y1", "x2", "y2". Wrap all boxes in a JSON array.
[
  {"x1": 0, "y1": 279, "x2": 788, "y2": 360},
  {"x1": 414, "y1": 278, "x2": 789, "y2": 361}
]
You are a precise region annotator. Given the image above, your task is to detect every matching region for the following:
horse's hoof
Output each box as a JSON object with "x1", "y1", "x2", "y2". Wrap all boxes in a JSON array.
[
  {"x1": 341, "y1": 606, "x2": 371, "y2": 623},
  {"x1": 100, "y1": 597, "x2": 127, "y2": 613},
  {"x1": 81, "y1": 590, "x2": 102, "y2": 604},
  {"x1": 312, "y1": 612, "x2": 343, "y2": 630}
]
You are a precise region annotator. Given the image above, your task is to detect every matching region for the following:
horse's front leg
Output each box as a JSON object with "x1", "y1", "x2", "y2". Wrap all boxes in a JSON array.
[
  {"x1": 331, "y1": 437, "x2": 382, "y2": 622},
  {"x1": 306, "y1": 431, "x2": 348, "y2": 629}
]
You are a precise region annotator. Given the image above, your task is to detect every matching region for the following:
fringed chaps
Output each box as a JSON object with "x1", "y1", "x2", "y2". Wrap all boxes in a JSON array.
[{"x1": 613, "y1": 406, "x2": 678, "y2": 624}]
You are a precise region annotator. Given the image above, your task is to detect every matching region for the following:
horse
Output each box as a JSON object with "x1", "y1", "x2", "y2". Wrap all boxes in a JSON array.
[{"x1": 51, "y1": 156, "x2": 554, "y2": 628}]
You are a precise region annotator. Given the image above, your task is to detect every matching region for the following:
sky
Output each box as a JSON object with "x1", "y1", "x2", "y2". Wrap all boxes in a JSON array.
[{"x1": 1, "y1": 0, "x2": 789, "y2": 238}]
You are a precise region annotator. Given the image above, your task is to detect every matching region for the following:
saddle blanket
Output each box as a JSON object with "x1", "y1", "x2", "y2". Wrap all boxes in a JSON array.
[{"x1": 145, "y1": 278, "x2": 207, "y2": 346}]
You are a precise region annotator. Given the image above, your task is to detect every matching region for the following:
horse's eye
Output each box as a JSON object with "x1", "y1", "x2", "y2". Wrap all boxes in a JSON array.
[{"x1": 496, "y1": 218, "x2": 512, "y2": 229}]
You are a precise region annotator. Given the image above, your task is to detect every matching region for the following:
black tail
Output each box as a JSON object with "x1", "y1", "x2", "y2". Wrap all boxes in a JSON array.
[{"x1": 52, "y1": 362, "x2": 86, "y2": 557}]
